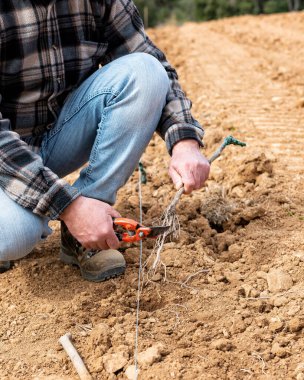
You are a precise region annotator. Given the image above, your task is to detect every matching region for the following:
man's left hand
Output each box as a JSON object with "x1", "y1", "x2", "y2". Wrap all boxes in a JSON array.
[{"x1": 169, "y1": 139, "x2": 210, "y2": 194}]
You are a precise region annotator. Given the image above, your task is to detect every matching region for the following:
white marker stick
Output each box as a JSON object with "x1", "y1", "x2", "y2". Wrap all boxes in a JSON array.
[{"x1": 59, "y1": 333, "x2": 92, "y2": 380}]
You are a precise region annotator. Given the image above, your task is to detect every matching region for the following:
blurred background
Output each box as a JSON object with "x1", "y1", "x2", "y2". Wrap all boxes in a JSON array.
[{"x1": 134, "y1": 0, "x2": 303, "y2": 27}]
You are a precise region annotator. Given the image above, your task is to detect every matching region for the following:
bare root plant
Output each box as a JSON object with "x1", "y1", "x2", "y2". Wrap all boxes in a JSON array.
[
  {"x1": 143, "y1": 136, "x2": 246, "y2": 282},
  {"x1": 144, "y1": 187, "x2": 183, "y2": 279}
]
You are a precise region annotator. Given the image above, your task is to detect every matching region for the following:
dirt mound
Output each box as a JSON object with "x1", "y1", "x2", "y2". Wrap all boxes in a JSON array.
[{"x1": 1, "y1": 12, "x2": 304, "y2": 380}]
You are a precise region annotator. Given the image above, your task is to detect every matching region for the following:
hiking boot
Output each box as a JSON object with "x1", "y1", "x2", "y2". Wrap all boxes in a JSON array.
[
  {"x1": 60, "y1": 222, "x2": 126, "y2": 282},
  {"x1": 0, "y1": 261, "x2": 11, "y2": 273}
]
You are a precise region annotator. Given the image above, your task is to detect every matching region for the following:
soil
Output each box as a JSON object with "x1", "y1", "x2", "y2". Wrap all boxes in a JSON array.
[{"x1": 1, "y1": 12, "x2": 304, "y2": 380}]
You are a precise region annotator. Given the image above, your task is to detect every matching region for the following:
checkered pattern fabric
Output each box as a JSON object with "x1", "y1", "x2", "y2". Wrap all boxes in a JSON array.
[{"x1": 0, "y1": 0, "x2": 204, "y2": 219}]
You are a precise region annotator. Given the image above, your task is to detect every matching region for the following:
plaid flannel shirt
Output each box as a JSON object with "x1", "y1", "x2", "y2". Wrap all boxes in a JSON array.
[{"x1": 0, "y1": 0, "x2": 204, "y2": 219}]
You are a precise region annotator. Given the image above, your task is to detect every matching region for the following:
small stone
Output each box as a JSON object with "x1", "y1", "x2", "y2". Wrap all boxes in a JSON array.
[
  {"x1": 231, "y1": 316, "x2": 246, "y2": 334},
  {"x1": 269, "y1": 319, "x2": 284, "y2": 332},
  {"x1": 137, "y1": 343, "x2": 164, "y2": 366},
  {"x1": 125, "y1": 332, "x2": 134, "y2": 346},
  {"x1": 125, "y1": 365, "x2": 139, "y2": 380},
  {"x1": 55, "y1": 342, "x2": 63, "y2": 352},
  {"x1": 296, "y1": 98, "x2": 304, "y2": 108},
  {"x1": 266, "y1": 269, "x2": 293, "y2": 293},
  {"x1": 240, "y1": 206, "x2": 265, "y2": 221},
  {"x1": 190, "y1": 289, "x2": 198, "y2": 295},
  {"x1": 89, "y1": 323, "x2": 111, "y2": 348},
  {"x1": 293, "y1": 251, "x2": 304, "y2": 261},
  {"x1": 222, "y1": 328, "x2": 230, "y2": 338},
  {"x1": 219, "y1": 244, "x2": 242, "y2": 263},
  {"x1": 288, "y1": 317, "x2": 304, "y2": 333},
  {"x1": 287, "y1": 303, "x2": 301, "y2": 317},
  {"x1": 256, "y1": 271, "x2": 267, "y2": 279},
  {"x1": 151, "y1": 273, "x2": 162, "y2": 282},
  {"x1": 297, "y1": 374, "x2": 304, "y2": 380},
  {"x1": 103, "y1": 352, "x2": 128, "y2": 374},
  {"x1": 295, "y1": 363, "x2": 304, "y2": 374},
  {"x1": 250, "y1": 289, "x2": 260, "y2": 298},
  {"x1": 273, "y1": 296, "x2": 288, "y2": 307},
  {"x1": 239, "y1": 284, "x2": 255, "y2": 298},
  {"x1": 271, "y1": 342, "x2": 288, "y2": 358},
  {"x1": 129, "y1": 195, "x2": 139, "y2": 207},
  {"x1": 260, "y1": 290, "x2": 269, "y2": 298},
  {"x1": 272, "y1": 96, "x2": 281, "y2": 103},
  {"x1": 40, "y1": 304, "x2": 54, "y2": 313},
  {"x1": 225, "y1": 271, "x2": 243, "y2": 283},
  {"x1": 210, "y1": 338, "x2": 232, "y2": 352}
]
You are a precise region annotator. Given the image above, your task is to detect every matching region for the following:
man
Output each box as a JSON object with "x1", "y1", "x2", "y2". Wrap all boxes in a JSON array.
[{"x1": 0, "y1": 0, "x2": 210, "y2": 282}]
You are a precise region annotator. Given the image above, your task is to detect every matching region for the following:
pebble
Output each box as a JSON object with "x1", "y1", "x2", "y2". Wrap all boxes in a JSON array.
[
  {"x1": 125, "y1": 365, "x2": 139, "y2": 380},
  {"x1": 269, "y1": 319, "x2": 284, "y2": 333},
  {"x1": 294, "y1": 251, "x2": 304, "y2": 261},
  {"x1": 240, "y1": 206, "x2": 265, "y2": 221},
  {"x1": 220, "y1": 244, "x2": 243, "y2": 263},
  {"x1": 225, "y1": 271, "x2": 243, "y2": 283},
  {"x1": 272, "y1": 96, "x2": 282, "y2": 103},
  {"x1": 137, "y1": 343, "x2": 164, "y2": 366},
  {"x1": 266, "y1": 269, "x2": 293, "y2": 293},
  {"x1": 296, "y1": 98, "x2": 304, "y2": 108},
  {"x1": 288, "y1": 317, "x2": 303, "y2": 333},
  {"x1": 256, "y1": 271, "x2": 267, "y2": 279},
  {"x1": 287, "y1": 303, "x2": 301, "y2": 317},
  {"x1": 295, "y1": 363, "x2": 304, "y2": 375},
  {"x1": 151, "y1": 273, "x2": 162, "y2": 282},
  {"x1": 190, "y1": 289, "x2": 199, "y2": 295},
  {"x1": 103, "y1": 352, "x2": 128, "y2": 374},
  {"x1": 271, "y1": 342, "x2": 288, "y2": 358},
  {"x1": 272, "y1": 296, "x2": 288, "y2": 307},
  {"x1": 210, "y1": 338, "x2": 232, "y2": 352},
  {"x1": 128, "y1": 195, "x2": 139, "y2": 207},
  {"x1": 239, "y1": 284, "x2": 259, "y2": 298},
  {"x1": 222, "y1": 328, "x2": 230, "y2": 338},
  {"x1": 90, "y1": 323, "x2": 111, "y2": 348}
]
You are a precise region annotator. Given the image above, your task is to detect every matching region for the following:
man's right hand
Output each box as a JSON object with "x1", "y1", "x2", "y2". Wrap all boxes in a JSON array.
[{"x1": 59, "y1": 196, "x2": 121, "y2": 250}]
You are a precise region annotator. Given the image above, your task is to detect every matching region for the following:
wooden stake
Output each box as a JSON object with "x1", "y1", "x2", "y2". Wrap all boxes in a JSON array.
[{"x1": 59, "y1": 333, "x2": 92, "y2": 380}]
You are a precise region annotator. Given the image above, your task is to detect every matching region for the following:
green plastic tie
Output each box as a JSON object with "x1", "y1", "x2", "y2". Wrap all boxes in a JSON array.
[
  {"x1": 224, "y1": 135, "x2": 247, "y2": 148},
  {"x1": 138, "y1": 161, "x2": 147, "y2": 185}
]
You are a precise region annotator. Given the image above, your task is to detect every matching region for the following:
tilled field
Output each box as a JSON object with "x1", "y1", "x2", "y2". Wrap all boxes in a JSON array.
[{"x1": 1, "y1": 12, "x2": 304, "y2": 380}]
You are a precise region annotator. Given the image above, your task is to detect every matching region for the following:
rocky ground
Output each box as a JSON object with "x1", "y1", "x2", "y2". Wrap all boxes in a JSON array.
[{"x1": 1, "y1": 12, "x2": 304, "y2": 380}]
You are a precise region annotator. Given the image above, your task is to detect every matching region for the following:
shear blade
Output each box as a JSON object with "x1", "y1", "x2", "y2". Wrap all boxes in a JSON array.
[{"x1": 147, "y1": 225, "x2": 170, "y2": 238}]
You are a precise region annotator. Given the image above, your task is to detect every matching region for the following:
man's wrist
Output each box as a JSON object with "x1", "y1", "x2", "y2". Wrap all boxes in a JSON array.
[
  {"x1": 172, "y1": 139, "x2": 200, "y2": 155},
  {"x1": 59, "y1": 196, "x2": 83, "y2": 221}
]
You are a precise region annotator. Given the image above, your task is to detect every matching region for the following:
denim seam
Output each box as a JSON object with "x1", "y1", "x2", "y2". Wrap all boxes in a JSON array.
[
  {"x1": 41, "y1": 88, "x2": 119, "y2": 164},
  {"x1": 47, "y1": 88, "x2": 119, "y2": 142},
  {"x1": 81, "y1": 108, "x2": 108, "y2": 184}
]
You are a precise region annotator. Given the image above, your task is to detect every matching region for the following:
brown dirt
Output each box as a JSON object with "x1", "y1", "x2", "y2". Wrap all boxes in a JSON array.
[{"x1": 1, "y1": 12, "x2": 304, "y2": 380}]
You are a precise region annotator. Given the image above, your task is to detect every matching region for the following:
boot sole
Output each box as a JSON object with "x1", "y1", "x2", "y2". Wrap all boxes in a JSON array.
[
  {"x1": 0, "y1": 261, "x2": 11, "y2": 273},
  {"x1": 60, "y1": 248, "x2": 126, "y2": 282}
]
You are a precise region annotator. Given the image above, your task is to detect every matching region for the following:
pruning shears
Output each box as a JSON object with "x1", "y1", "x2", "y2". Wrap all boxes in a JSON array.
[{"x1": 113, "y1": 217, "x2": 170, "y2": 243}]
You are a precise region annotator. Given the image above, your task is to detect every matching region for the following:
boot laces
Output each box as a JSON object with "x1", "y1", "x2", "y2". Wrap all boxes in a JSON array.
[{"x1": 75, "y1": 242, "x2": 97, "y2": 259}]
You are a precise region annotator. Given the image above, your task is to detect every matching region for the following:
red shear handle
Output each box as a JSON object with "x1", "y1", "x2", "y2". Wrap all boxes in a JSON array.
[
  {"x1": 114, "y1": 217, "x2": 139, "y2": 231},
  {"x1": 113, "y1": 217, "x2": 152, "y2": 243},
  {"x1": 119, "y1": 228, "x2": 152, "y2": 243}
]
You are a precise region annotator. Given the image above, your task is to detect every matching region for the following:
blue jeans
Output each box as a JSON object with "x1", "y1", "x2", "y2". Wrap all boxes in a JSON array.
[{"x1": 0, "y1": 53, "x2": 170, "y2": 261}]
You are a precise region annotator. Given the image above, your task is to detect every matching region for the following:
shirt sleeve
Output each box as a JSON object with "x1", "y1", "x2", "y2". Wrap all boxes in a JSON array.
[
  {"x1": 0, "y1": 117, "x2": 80, "y2": 220},
  {"x1": 102, "y1": 0, "x2": 204, "y2": 154}
]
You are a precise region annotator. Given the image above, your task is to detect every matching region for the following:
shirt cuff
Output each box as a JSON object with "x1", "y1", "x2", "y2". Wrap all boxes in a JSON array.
[
  {"x1": 33, "y1": 180, "x2": 81, "y2": 220},
  {"x1": 165, "y1": 124, "x2": 205, "y2": 155}
]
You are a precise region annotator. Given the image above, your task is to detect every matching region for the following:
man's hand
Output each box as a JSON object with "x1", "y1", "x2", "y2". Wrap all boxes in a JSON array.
[
  {"x1": 169, "y1": 139, "x2": 210, "y2": 194},
  {"x1": 60, "y1": 196, "x2": 121, "y2": 250}
]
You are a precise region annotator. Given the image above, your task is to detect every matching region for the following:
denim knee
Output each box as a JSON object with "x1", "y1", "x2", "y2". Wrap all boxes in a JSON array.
[
  {"x1": 123, "y1": 52, "x2": 170, "y2": 104},
  {"x1": 0, "y1": 209, "x2": 51, "y2": 261}
]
